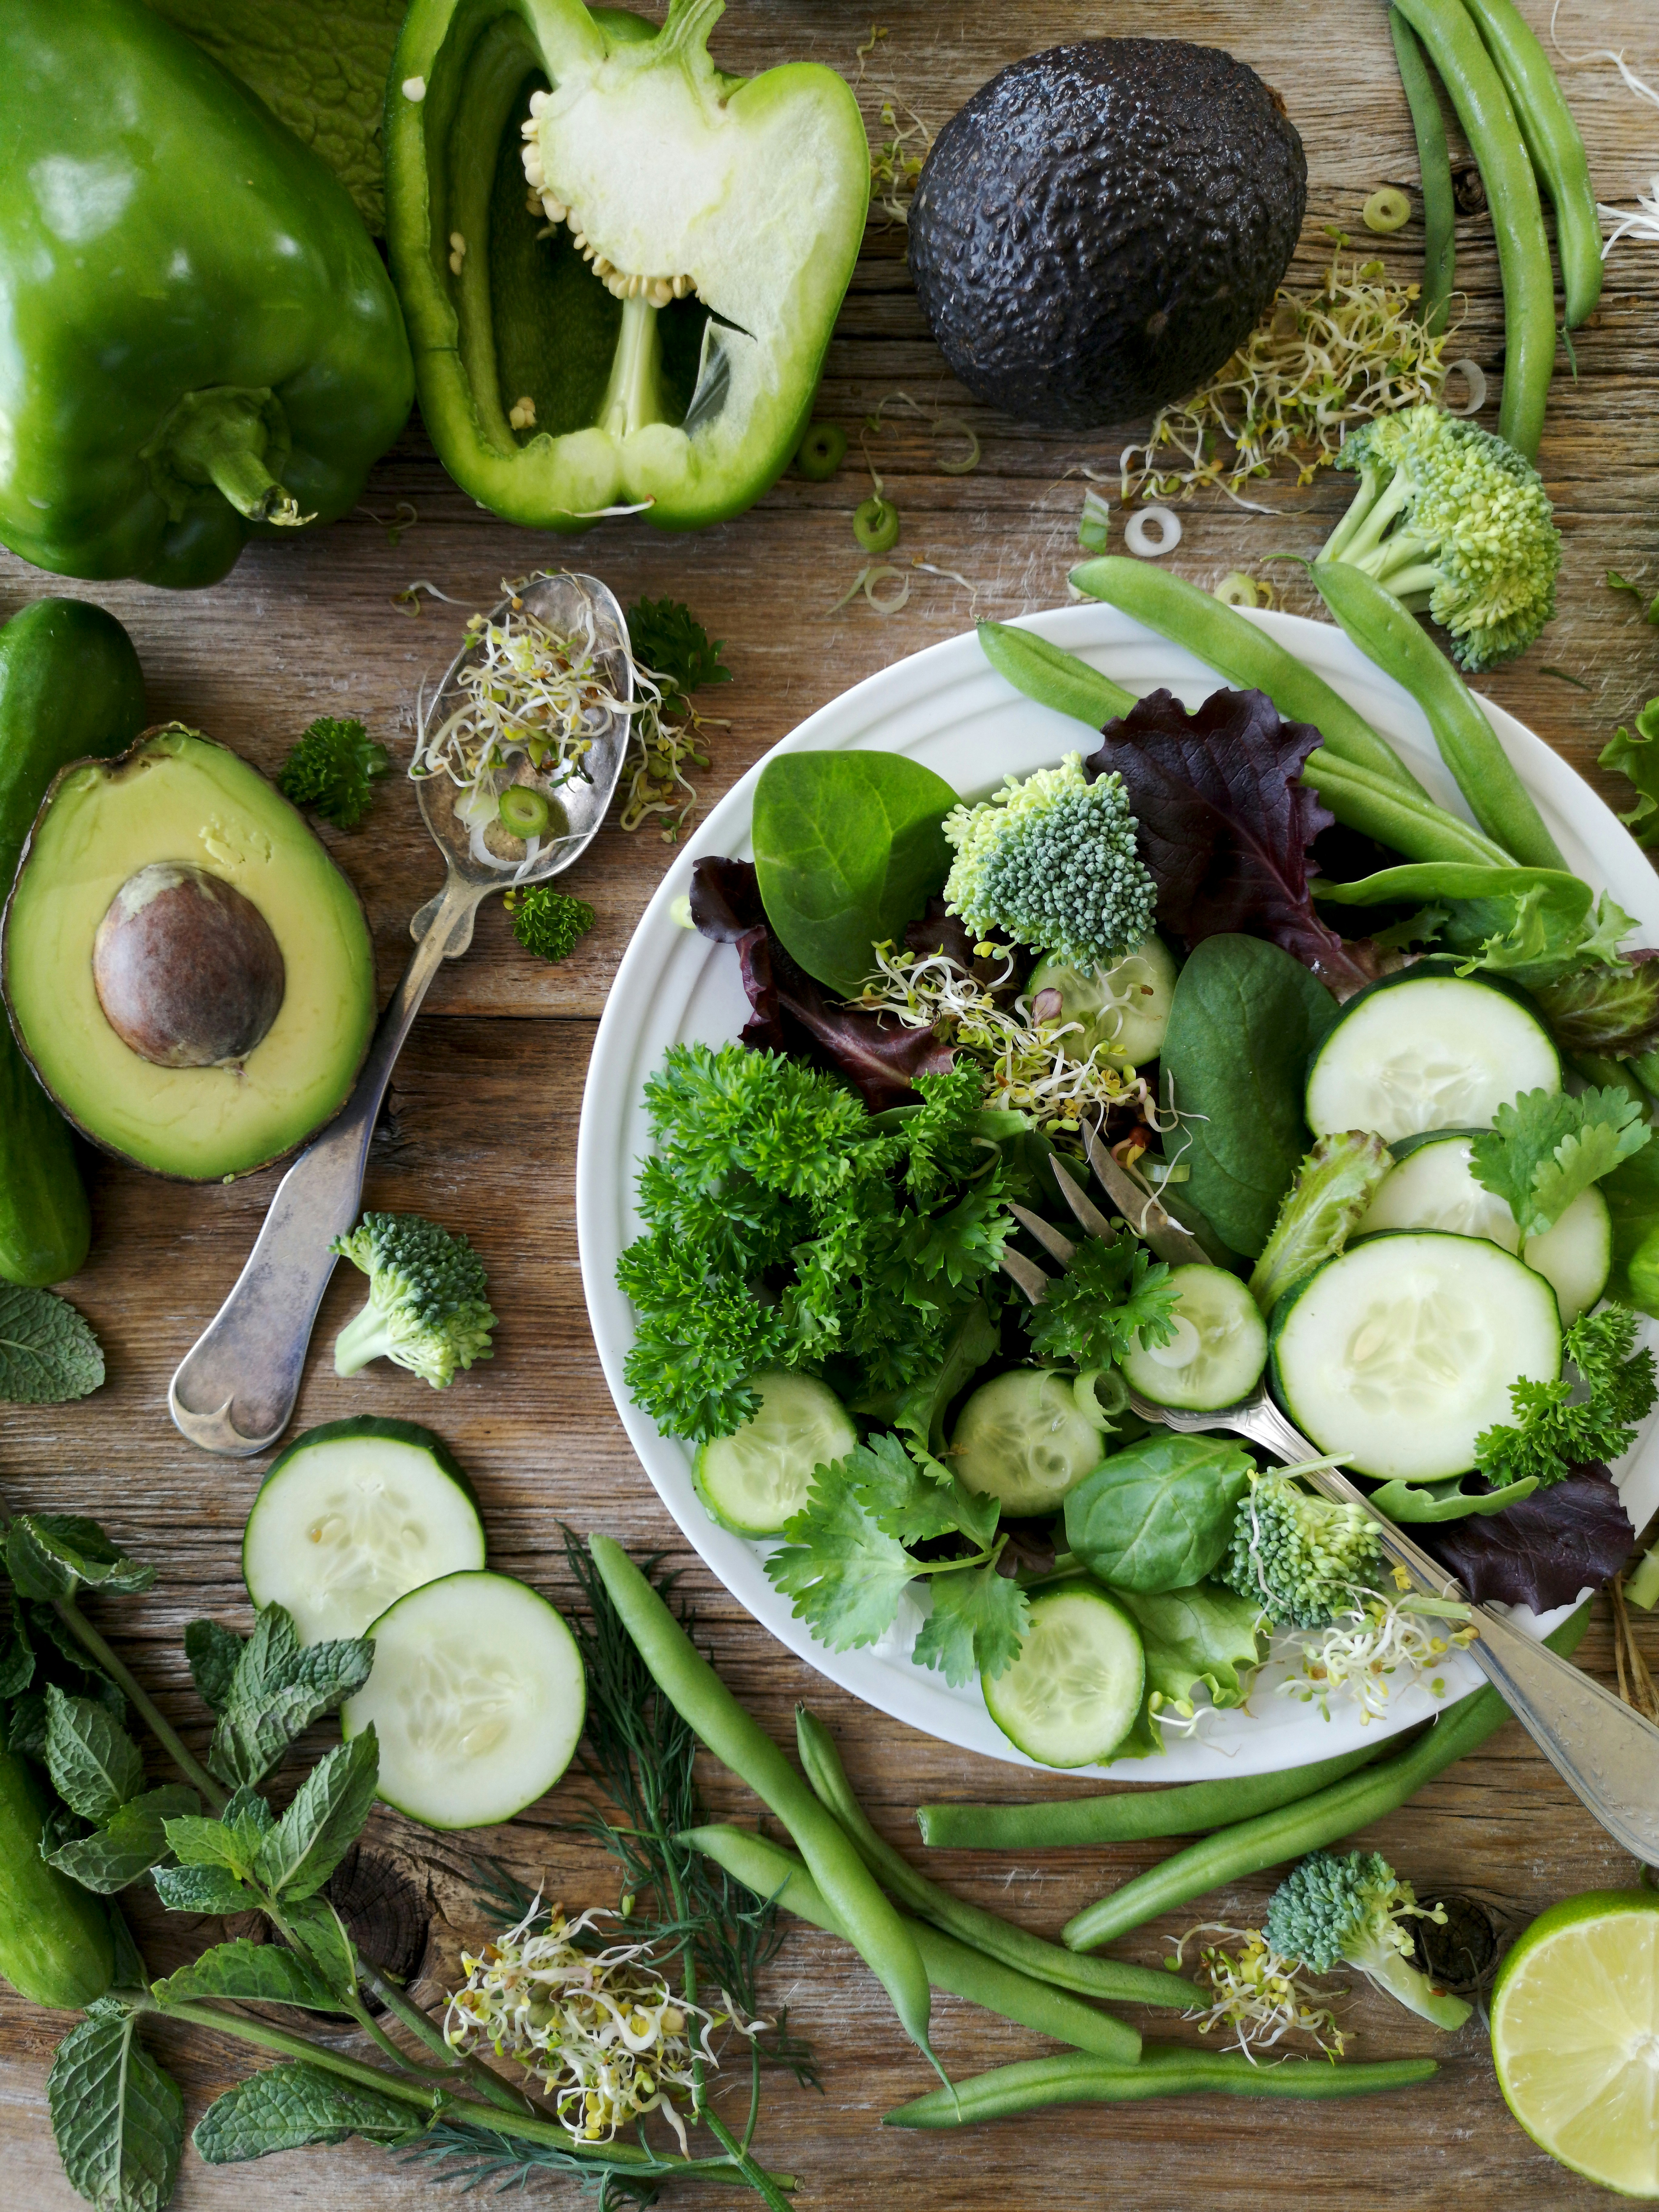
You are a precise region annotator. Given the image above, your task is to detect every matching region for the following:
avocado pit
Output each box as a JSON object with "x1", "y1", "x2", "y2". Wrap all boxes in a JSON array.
[{"x1": 92, "y1": 860, "x2": 286, "y2": 1068}]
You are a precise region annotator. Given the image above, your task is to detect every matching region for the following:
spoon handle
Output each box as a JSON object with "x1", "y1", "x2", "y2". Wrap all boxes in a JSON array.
[
  {"x1": 168, "y1": 877, "x2": 483, "y2": 1456},
  {"x1": 1221, "y1": 1394, "x2": 1659, "y2": 1862}
]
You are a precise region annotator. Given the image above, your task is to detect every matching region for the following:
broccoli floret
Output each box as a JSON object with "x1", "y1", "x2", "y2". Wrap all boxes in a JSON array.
[
  {"x1": 1218, "y1": 1470, "x2": 1381, "y2": 1629},
  {"x1": 503, "y1": 883, "x2": 595, "y2": 963},
  {"x1": 1264, "y1": 1849, "x2": 1472, "y2": 2032},
  {"x1": 1316, "y1": 404, "x2": 1560, "y2": 672},
  {"x1": 330, "y1": 1212, "x2": 496, "y2": 1389},
  {"x1": 277, "y1": 716, "x2": 390, "y2": 828},
  {"x1": 941, "y1": 751, "x2": 1156, "y2": 975}
]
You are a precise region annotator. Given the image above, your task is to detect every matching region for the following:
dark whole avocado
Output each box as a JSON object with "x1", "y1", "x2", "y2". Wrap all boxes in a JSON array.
[{"x1": 908, "y1": 39, "x2": 1307, "y2": 431}]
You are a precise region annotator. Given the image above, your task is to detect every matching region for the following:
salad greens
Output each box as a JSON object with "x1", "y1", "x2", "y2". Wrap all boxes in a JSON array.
[
  {"x1": 1248, "y1": 1133, "x2": 1392, "y2": 1314},
  {"x1": 1063, "y1": 1435, "x2": 1255, "y2": 1593},
  {"x1": 752, "y1": 752, "x2": 958, "y2": 995},
  {"x1": 1600, "y1": 698, "x2": 1659, "y2": 846},
  {"x1": 1114, "y1": 1582, "x2": 1263, "y2": 1755},
  {"x1": 1470, "y1": 1085, "x2": 1651, "y2": 1238},
  {"x1": 1423, "y1": 1463, "x2": 1633, "y2": 1610},
  {"x1": 1158, "y1": 934, "x2": 1339, "y2": 1259}
]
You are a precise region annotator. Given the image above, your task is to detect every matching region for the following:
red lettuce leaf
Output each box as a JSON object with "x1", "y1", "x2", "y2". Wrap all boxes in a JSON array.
[
  {"x1": 689, "y1": 858, "x2": 956, "y2": 1112},
  {"x1": 1418, "y1": 1463, "x2": 1633, "y2": 1610},
  {"x1": 1085, "y1": 686, "x2": 1383, "y2": 993}
]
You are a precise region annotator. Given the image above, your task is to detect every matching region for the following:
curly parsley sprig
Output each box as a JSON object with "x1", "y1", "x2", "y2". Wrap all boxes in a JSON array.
[{"x1": 1477, "y1": 1303, "x2": 1657, "y2": 1488}]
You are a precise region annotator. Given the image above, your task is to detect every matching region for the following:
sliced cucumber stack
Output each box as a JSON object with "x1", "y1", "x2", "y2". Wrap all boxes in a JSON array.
[
  {"x1": 243, "y1": 1417, "x2": 486, "y2": 1643},
  {"x1": 982, "y1": 1581, "x2": 1144, "y2": 1768},
  {"x1": 950, "y1": 1369, "x2": 1108, "y2": 1513},
  {"x1": 1027, "y1": 933, "x2": 1178, "y2": 1068},
  {"x1": 1270, "y1": 1231, "x2": 1562, "y2": 1482},
  {"x1": 693, "y1": 1372, "x2": 856, "y2": 1537},
  {"x1": 1119, "y1": 1263, "x2": 1268, "y2": 1411},
  {"x1": 1360, "y1": 1132, "x2": 1611, "y2": 1326},
  {"x1": 1306, "y1": 969, "x2": 1560, "y2": 1144},
  {"x1": 342, "y1": 1570, "x2": 585, "y2": 1830}
]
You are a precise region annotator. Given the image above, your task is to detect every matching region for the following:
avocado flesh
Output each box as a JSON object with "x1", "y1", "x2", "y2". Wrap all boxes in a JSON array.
[{"x1": 2, "y1": 729, "x2": 375, "y2": 1181}]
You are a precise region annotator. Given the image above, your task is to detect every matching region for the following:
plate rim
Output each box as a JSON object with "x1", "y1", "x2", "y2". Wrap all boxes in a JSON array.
[{"x1": 576, "y1": 601, "x2": 1659, "y2": 1776}]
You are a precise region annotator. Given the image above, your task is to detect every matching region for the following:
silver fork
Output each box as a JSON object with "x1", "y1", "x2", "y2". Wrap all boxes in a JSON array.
[{"x1": 1003, "y1": 1127, "x2": 1659, "y2": 1864}]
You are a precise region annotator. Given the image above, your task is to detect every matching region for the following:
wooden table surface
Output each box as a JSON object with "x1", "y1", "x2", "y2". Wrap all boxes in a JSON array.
[{"x1": 7, "y1": 1, "x2": 1659, "y2": 2204}]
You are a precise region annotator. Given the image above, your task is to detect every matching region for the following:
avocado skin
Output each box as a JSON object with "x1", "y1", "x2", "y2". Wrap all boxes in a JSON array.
[{"x1": 908, "y1": 39, "x2": 1306, "y2": 431}]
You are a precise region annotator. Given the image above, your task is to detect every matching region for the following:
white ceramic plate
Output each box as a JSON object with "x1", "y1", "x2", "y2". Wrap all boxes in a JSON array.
[{"x1": 577, "y1": 603, "x2": 1659, "y2": 1776}]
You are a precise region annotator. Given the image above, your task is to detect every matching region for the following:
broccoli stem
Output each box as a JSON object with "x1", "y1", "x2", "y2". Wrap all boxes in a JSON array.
[
  {"x1": 333, "y1": 1301, "x2": 395, "y2": 1378},
  {"x1": 1322, "y1": 468, "x2": 1416, "y2": 569},
  {"x1": 1351, "y1": 1935, "x2": 1473, "y2": 2031}
]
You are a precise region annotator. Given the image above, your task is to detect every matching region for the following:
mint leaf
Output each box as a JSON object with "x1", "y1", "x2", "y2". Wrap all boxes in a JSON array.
[
  {"x1": 7, "y1": 1513, "x2": 152, "y2": 1601},
  {"x1": 45, "y1": 1786, "x2": 198, "y2": 1893},
  {"x1": 185, "y1": 1620, "x2": 244, "y2": 1715},
  {"x1": 1472, "y1": 1085, "x2": 1651, "y2": 1238},
  {"x1": 252, "y1": 1731, "x2": 379, "y2": 1901},
  {"x1": 163, "y1": 1812, "x2": 260, "y2": 1879},
  {"x1": 48, "y1": 1999, "x2": 184, "y2": 2212},
  {"x1": 766, "y1": 1466, "x2": 916, "y2": 1650},
  {"x1": 193, "y1": 2061, "x2": 423, "y2": 2164},
  {"x1": 45, "y1": 1684, "x2": 143, "y2": 1821},
  {"x1": 209, "y1": 1605, "x2": 374, "y2": 1788},
  {"x1": 912, "y1": 1565, "x2": 1029, "y2": 1686},
  {"x1": 1024, "y1": 1233, "x2": 1178, "y2": 1370},
  {"x1": 0, "y1": 1286, "x2": 104, "y2": 1403},
  {"x1": 152, "y1": 1862, "x2": 258, "y2": 1915},
  {"x1": 154, "y1": 1939, "x2": 341, "y2": 2012},
  {"x1": 281, "y1": 1894, "x2": 359, "y2": 1999},
  {"x1": 0, "y1": 1586, "x2": 34, "y2": 1700}
]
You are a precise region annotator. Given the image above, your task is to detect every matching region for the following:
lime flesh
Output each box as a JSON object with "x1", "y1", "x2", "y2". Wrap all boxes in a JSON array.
[{"x1": 1491, "y1": 1890, "x2": 1659, "y2": 2196}]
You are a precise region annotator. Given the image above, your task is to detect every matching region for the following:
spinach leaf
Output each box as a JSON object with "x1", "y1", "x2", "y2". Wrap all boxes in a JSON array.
[
  {"x1": 752, "y1": 750, "x2": 957, "y2": 994},
  {"x1": 1159, "y1": 934, "x2": 1340, "y2": 1259},
  {"x1": 1064, "y1": 1433, "x2": 1254, "y2": 1592},
  {"x1": 1111, "y1": 1580, "x2": 1265, "y2": 1756}
]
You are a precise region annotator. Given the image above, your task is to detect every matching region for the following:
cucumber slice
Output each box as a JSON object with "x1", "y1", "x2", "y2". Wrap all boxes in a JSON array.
[
  {"x1": 692, "y1": 1372, "x2": 856, "y2": 1537},
  {"x1": 1306, "y1": 970, "x2": 1560, "y2": 1143},
  {"x1": 1027, "y1": 933, "x2": 1178, "y2": 1068},
  {"x1": 1118, "y1": 1263, "x2": 1268, "y2": 1411},
  {"x1": 243, "y1": 1417, "x2": 485, "y2": 1643},
  {"x1": 951, "y1": 1369, "x2": 1108, "y2": 1513},
  {"x1": 982, "y1": 1582, "x2": 1144, "y2": 1768},
  {"x1": 1270, "y1": 1231, "x2": 1562, "y2": 1481},
  {"x1": 342, "y1": 1571, "x2": 584, "y2": 1830},
  {"x1": 1361, "y1": 1133, "x2": 1611, "y2": 1325}
]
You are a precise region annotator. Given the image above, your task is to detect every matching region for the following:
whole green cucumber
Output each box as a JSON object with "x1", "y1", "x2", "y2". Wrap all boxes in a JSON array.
[
  {"x1": 0, "y1": 598, "x2": 146, "y2": 1284},
  {"x1": 0, "y1": 1746, "x2": 113, "y2": 2008}
]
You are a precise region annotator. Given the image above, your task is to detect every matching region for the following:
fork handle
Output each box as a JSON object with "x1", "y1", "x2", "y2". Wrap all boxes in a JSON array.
[{"x1": 1225, "y1": 1396, "x2": 1659, "y2": 1862}]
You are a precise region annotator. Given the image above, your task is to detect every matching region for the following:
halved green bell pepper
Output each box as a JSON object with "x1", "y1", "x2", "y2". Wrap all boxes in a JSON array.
[
  {"x1": 385, "y1": 0, "x2": 870, "y2": 531},
  {"x1": 0, "y1": 0, "x2": 413, "y2": 589}
]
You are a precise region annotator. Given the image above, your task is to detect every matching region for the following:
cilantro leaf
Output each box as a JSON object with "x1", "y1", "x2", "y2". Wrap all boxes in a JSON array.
[
  {"x1": 1477, "y1": 1303, "x2": 1658, "y2": 1487},
  {"x1": 0, "y1": 1287, "x2": 104, "y2": 1403},
  {"x1": 849, "y1": 1433, "x2": 963, "y2": 1546},
  {"x1": 764, "y1": 1462, "x2": 917, "y2": 1650},
  {"x1": 912, "y1": 1565, "x2": 1029, "y2": 1686},
  {"x1": 1471, "y1": 1086, "x2": 1651, "y2": 1238},
  {"x1": 1024, "y1": 1234, "x2": 1179, "y2": 1370},
  {"x1": 626, "y1": 597, "x2": 732, "y2": 696}
]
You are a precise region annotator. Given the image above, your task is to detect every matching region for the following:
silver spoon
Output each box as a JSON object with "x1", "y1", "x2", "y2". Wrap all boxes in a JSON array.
[{"x1": 169, "y1": 570, "x2": 633, "y2": 1455}]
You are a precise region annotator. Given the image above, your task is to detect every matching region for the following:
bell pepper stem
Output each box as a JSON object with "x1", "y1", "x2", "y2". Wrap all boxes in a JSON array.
[
  {"x1": 158, "y1": 388, "x2": 314, "y2": 527},
  {"x1": 600, "y1": 295, "x2": 667, "y2": 440}
]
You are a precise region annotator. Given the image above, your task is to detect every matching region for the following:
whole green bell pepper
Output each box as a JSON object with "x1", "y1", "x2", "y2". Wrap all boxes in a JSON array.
[
  {"x1": 0, "y1": 0, "x2": 414, "y2": 589},
  {"x1": 385, "y1": 0, "x2": 869, "y2": 531}
]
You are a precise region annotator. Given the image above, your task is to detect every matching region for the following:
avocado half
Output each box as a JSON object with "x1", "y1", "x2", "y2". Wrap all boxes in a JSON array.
[
  {"x1": 907, "y1": 39, "x2": 1307, "y2": 431},
  {"x1": 2, "y1": 726, "x2": 376, "y2": 1181}
]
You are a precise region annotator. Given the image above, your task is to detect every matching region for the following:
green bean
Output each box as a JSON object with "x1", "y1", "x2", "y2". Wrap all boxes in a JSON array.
[
  {"x1": 977, "y1": 618, "x2": 1137, "y2": 729},
  {"x1": 587, "y1": 1538, "x2": 941, "y2": 2077},
  {"x1": 1063, "y1": 1603, "x2": 1590, "y2": 1952},
  {"x1": 1459, "y1": 0, "x2": 1603, "y2": 329},
  {"x1": 1299, "y1": 749, "x2": 1513, "y2": 867},
  {"x1": 1392, "y1": 0, "x2": 1555, "y2": 459},
  {"x1": 685, "y1": 1824, "x2": 1142, "y2": 2065},
  {"x1": 885, "y1": 2045, "x2": 1438, "y2": 2127},
  {"x1": 1311, "y1": 559, "x2": 1565, "y2": 869},
  {"x1": 1069, "y1": 556, "x2": 1431, "y2": 797},
  {"x1": 916, "y1": 1744, "x2": 1381, "y2": 1852},
  {"x1": 1389, "y1": 7, "x2": 1457, "y2": 336},
  {"x1": 792, "y1": 1707, "x2": 1195, "y2": 2009}
]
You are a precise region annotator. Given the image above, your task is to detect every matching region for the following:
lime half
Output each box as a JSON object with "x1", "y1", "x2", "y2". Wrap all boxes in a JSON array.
[{"x1": 1491, "y1": 1890, "x2": 1659, "y2": 2196}]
